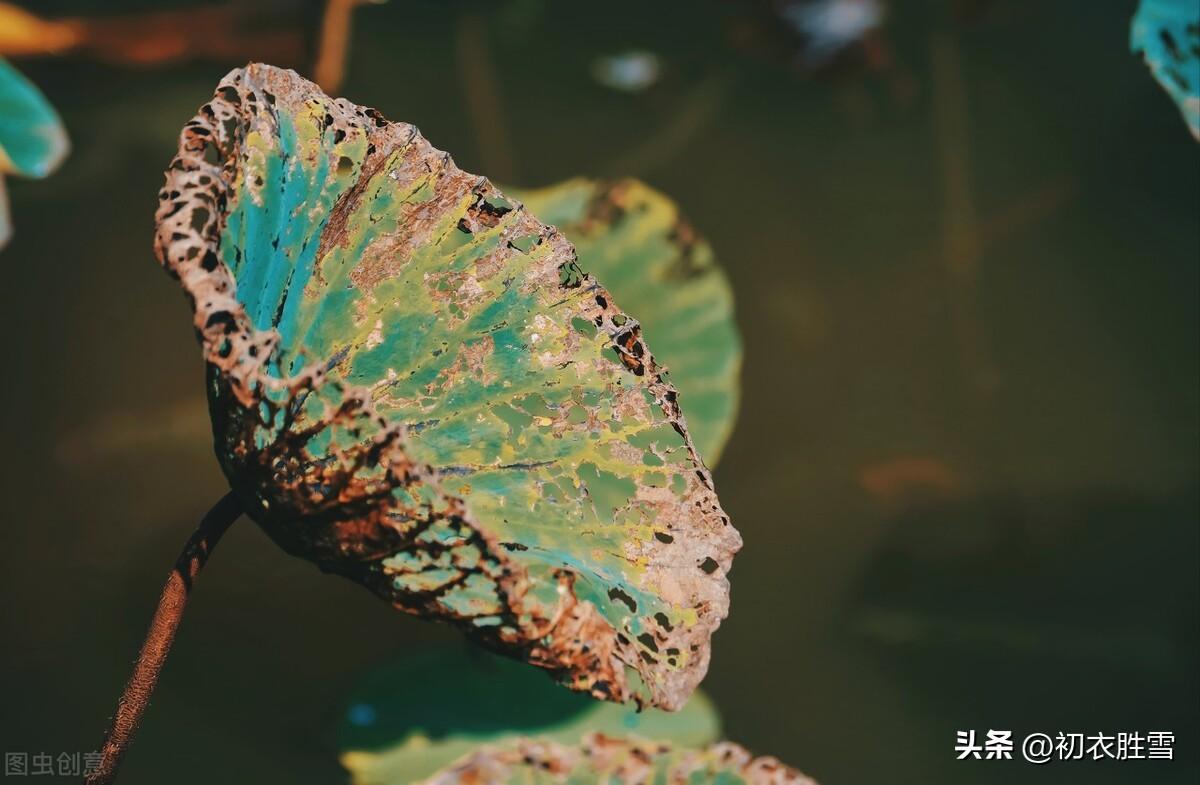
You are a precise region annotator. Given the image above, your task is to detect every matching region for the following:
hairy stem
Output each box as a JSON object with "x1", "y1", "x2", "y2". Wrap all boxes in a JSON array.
[{"x1": 84, "y1": 492, "x2": 243, "y2": 785}]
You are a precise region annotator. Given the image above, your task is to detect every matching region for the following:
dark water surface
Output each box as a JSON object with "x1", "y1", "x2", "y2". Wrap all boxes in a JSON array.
[{"x1": 1, "y1": 1, "x2": 1197, "y2": 783}]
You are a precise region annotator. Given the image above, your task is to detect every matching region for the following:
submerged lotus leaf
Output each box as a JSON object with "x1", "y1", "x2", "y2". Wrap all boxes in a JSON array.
[
  {"x1": 154, "y1": 64, "x2": 740, "y2": 710},
  {"x1": 414, "y1": 734, "x2": 816, "y2": 785},
  {"x1": 511, "y1": 179, "x2": 741, "y2": 464},
  {"x1": 339, "y1": 648, "x2": 720, "y2": 785},
  {"x1": 1131, "y1": 0, "x2": 1200, "y2": 140},
  {"x1": 0, "y1": 57, "x2": 69, "y2": 247}
]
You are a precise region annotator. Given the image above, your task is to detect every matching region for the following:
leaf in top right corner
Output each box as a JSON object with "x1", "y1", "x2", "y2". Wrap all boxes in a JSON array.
[{"x1": 1131, "y1": 0, "x2": 1200, "y2": 140}]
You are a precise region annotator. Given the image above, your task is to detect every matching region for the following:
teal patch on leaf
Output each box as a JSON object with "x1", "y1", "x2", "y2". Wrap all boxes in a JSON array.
[
  {"x1": 512, "y1": 179, "x2": 742, "y2": 465},
  {"x1": 154, "y1": 64, "x2": 741, "y2": 711}
]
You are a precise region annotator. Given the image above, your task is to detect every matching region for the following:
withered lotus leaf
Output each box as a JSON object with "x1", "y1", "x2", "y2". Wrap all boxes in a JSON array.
[{"x1": 153, "y1": 64, "x2": 741, "y2": 710}]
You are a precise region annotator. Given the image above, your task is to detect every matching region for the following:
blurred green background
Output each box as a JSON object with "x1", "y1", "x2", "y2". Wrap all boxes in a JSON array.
[{"x1": 1, "y1": 1, "x2": 1197, "y2": 783}]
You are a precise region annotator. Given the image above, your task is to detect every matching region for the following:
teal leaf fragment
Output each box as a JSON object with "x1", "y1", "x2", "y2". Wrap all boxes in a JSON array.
[
  {"x1": 0, "y1": 58, "x2": 68, "y2": 179},
  {"x1": 153, "y1": 64, "x2": 741, "y2": 711},
  {"x1": 0, "y1": 57, "x2": 69, "y2": 247},
  {"x1": 1131, "y1": 0, "x2": 1200, "y2": 140}
]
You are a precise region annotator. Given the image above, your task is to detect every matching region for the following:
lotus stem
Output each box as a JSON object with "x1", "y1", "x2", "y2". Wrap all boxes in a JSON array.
[{"x1": 83, "y1": 492, "x2": 243, "y2": 785}]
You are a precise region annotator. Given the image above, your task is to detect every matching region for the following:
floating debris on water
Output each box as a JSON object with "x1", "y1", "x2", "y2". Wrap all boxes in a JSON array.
[{"x1": 590, "y1": 50, "x2": 662, "y2": 92}]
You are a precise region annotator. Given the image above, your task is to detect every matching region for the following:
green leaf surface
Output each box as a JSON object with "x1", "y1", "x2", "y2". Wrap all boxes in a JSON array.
[
  {"x1": 339, "y1": 647, "x2": 720, "y2": 785},
  {"x1": 154, "y1": 64, "x2": 741, "y2": 710},
  {"x1": 510, "y1": 179, "x2": 741, "y2": 464}
]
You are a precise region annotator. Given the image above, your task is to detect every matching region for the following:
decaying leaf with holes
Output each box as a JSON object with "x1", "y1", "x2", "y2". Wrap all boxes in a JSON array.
[
  {"x1": 415, "y1": 734, "x2": 816, "y2": 785},
  {"x1": 154, "y1": 64, "x2": 741, "y2": 710},
  {"x1": 0, "y1": 57, "x2": 69, "y2": 248},
  {"x1": 511, "y1": 179, "x2": 741, "y2": 465}
]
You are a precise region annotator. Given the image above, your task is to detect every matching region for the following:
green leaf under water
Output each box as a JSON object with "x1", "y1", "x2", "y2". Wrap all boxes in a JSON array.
[
  {"x1": 511, "y1": 179, "x2": 741, "y2": 465},
  {"x1": 338, "y1": 647, "x2": 720, "y2": 785},
  {"x1": 408, "y1": 734, "x2": 815, "y2": 785},
  {"x1": 154, "y1": 64, "x2": 741, "y2": 711}
]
